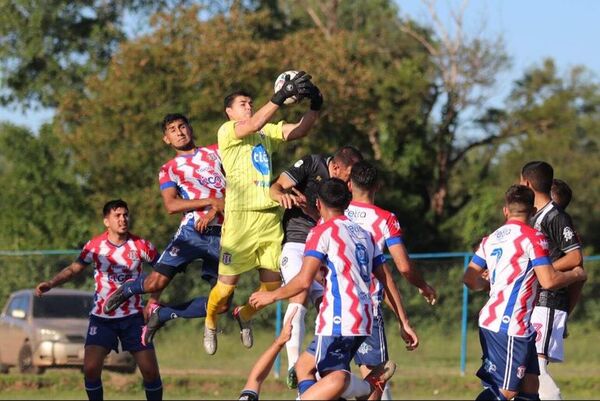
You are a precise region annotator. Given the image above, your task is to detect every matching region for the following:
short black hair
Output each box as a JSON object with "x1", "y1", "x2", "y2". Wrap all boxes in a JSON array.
[
  {"x1": 162, "y1": 113, "x2": 190, "y2": 132},
  {"x1": 551, "y1": 179, "x2": 573, "y2": 210},
  {"x1": 521, "y1": 161, "x2": 553, "y2": 194},
  {"x1": 317, "y1": 178, "x2": 352, "y2": 211},
  {"x1": 350, "y1": 160, "x2": 378, "y2": 191},
  {"x1": 224, "y1": 90, "x2": 253, "y2": 110},
  {"x1": 103, "y1": 199, "x2": 129, "y2": 217},
  {"x1": 332, "y1": 146, "x2": 363, "y2": 167},
  {"x1": 504, "y1": 185, "x2": 535, "y2": 215}
]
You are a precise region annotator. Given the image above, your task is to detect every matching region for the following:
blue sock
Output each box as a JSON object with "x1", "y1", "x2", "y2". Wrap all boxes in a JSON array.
[
  {"x1": 122, "y1": 273, "x2": 147, "y2": 297},
  {"x1": 84, "y1": 378, "x2": 103, "y2": 401},
  {"x1": 144, "y1": 378, "x2": 163, "y2": 401},
  {"x1": 515, "y1": 392, "x2": 540, "y2": 401},
  {"x1": 298, "y1": 379, "x2": 317, "y2": 395},
  {"x1": 157, "y1": 296, "x2": 207, "y2": 323}
]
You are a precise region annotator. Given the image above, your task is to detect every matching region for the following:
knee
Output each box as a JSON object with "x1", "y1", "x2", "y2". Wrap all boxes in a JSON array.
[
  {"x1": 145, "y1": 273, "x2": 169, "y2": 292},
  {"x1": 83, "y1": 363, "x2": 102, "y2": 380}
]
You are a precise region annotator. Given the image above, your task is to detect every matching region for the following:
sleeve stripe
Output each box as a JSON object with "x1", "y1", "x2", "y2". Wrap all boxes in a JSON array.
[
  {"x1": 160, "y1": 182, "x2": 176, "y2": 190},
  {"x1": 563, "y1": 243, "x2": 581, "y2": 253},
  {"x1": 76, "y1": 257, "x2": 90, "y2": 265},
  {"x1": 305, "y1": 250, "x2": 326, "y2": 261},
  {"x1": 471, "y1": 254, "x2": 487, "y2": 269},
  {"x1": 282, "y1": 171, "x2": 299, "y2": 184},
  {"x1": 531, "y1": 256, "x2": 552, "y2": 267},
  {"x1": 385, "y1": 237, "x2": 403, "y2": 247},
  {"x1": 373, "y1": 254, "x2": 387, "y2": 268}
]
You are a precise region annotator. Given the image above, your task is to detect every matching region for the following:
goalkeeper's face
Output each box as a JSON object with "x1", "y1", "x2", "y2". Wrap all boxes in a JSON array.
[{"x1": 226, "y1": 95, "x2": 253, "y2": 121}]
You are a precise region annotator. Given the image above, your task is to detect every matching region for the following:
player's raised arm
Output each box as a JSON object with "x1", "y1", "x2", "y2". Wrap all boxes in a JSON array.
[
  {"x1": 282, "y1": 85, "x2": 322, "y2": 141},
  {"x1": 160, "y1": 186, "x2": 223, "y2": 215},
  {"x1": 35, "y1": 261, "x2": 87, "y2": 296}
]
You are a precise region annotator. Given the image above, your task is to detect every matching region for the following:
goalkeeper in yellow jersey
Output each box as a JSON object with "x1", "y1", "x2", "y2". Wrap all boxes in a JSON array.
[{"x1": 203, "y1": 71, "x2": 323, "y2": 355}]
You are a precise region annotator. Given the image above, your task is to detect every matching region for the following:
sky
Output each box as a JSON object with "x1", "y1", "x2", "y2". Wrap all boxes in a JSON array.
[{"x1": 1, "y1": 0, "x2": 599, "y2": 132}]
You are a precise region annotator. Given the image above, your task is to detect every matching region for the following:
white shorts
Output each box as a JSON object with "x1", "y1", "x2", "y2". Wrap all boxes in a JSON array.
[
  {"x1": 531, "y1": 306, "x2": 567, "y2": 363},
  {"x1": 280, "y1": 242, "x2": 324, "y2": 304}
]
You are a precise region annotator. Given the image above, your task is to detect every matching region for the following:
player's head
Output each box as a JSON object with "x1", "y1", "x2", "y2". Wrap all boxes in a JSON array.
[
  {"x1": 551, "y1": 178, "x2": 572, "y2": 210},
  {"x1": 316, "y1": 178, "x2": 352, "y2": 216},
  {"x1": 520, "y1": 161, "x2": 553, "y2": 194},
  {"x1": 350, "y1": 160, "x2": 379, "y2": 194},
  {"x1": 329, "y1": 146, "x2": 364, "y2": 182},
  {"x1": 162, "y1": 113, "x2": 195, "y2": 151},
  {"x1": 503, "y1": 185, "x2": 535, "y2": 219},
  {"x1": 102, "y1": 199, "x2": 129, "y2": 235},
  {"x1": 224, "y1": 90, "x2": 253, "y2": 121}
]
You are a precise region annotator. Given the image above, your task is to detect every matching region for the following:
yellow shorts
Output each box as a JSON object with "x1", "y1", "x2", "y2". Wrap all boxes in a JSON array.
[{"x1": 218, "y1": 208, "x2": 283, "y2": 276}]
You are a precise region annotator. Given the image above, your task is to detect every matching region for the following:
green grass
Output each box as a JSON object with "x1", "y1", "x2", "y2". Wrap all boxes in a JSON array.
[{"x1": 1, "y1": 320, "x2": 599, "y2": 399}]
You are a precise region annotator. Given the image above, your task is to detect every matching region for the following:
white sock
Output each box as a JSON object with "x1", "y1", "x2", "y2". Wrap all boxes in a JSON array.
[
  {"x1": 341, "y1": 373, "x2": 372, "y2": 399},
  {"x1": 538, "y1": 359, "x2": 561, "y2": 401},
  {"x1": 284, "y1": 303, "x2": 307, "y2": 370},
  {"x1": 381, "y1": 381, "x2": 392, "y2": 400},
  {"x1": 538, "y1": 357, "x2": 548, "y2": 375}
]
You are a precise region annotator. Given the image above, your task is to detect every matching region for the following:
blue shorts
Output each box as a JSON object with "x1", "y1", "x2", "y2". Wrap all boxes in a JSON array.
[
  {"x1": 306, "y1": 335, "x2": 366, "y2": 375},
  {"x1": 85, "y1": 313, "x2": 153, "y2": 353},
  {"x1": 354, "y1": 314, "x2": 388, "y2": 366},
  {"x1": 155, "y1": 224, "x2": 220, "y2": 282},
  {"x1": 477, "y1": 327, "x2": 539, "y2": 391}
]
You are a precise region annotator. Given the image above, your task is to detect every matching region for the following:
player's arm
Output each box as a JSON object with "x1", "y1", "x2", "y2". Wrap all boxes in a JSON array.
[
  {"x1": 374, "y1": 263, "x2": 419, "y2": 350},
  {"x1": 534, "y1": 264, "x2": 586, "y2": 290},
  {"x1": 281, "y1": 109, "x2": 319, "y2": 141},
  {"x1": 388, "y1": 243, "x2": 437, "y2": 304},
  {"x1": 270, "y1": 173, "x2": 303, "y2": 209},
  {"x1": 551, "y1": 248, "x2": 583, "y2": 272},
  {"x1": 160, "y1": 187, "x2": 224, "y2": 215},
  {"x1": 463, "y1": 262, "x2": 490, "y2": 292},
  {"x1": 35, "y1": 261, "x2": 87, "y2": 296},
  {"x1": 249, "y1": 256, "x2": 321, "y2": 308},
  {"x1": 240, "y1": 308, "x2": 297, "y2": 397}
]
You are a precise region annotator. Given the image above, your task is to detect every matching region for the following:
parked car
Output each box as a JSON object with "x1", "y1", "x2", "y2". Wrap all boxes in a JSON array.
[{"x1": 0, "y1": 289, "x2": 136, "y2": 374}]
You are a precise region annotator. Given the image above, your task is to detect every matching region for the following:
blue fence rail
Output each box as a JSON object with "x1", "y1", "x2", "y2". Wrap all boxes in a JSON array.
[{"x1": 2, "y1": 249, "x2": 597, "y2": 378}]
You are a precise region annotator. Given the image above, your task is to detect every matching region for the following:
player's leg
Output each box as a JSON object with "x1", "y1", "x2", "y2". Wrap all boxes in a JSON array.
[
  {"x1": 119, "y1": 314, "x2": 163, "y2": 401},
  {"x1": 355, "y1": 314, "x2": 389, "y2": 401},
  {"x1": 514, "y1": 332, "x2": 541, "y2": 401},
  {"x1": 300, "y1": 370, "x2": 349, "y2": 400},
  {"x1": 531, "y1": 306, "x2": 564, "y2": 400},
  {"x1": 83, "y1": 315, "x2": 119, "y2": 401}
]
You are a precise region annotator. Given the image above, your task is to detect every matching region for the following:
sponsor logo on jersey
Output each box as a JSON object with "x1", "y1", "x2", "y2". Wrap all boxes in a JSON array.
[
  {"x1": 347, "y1": 224, "x2": 368, "y2": 240},
  {"x1": 333, "y1": 315, "x2": 342, "y2": 325},
  {"x1": 108, "y1": 272, "x2": 133, "y2": 283},
  {"x1": 222, "y1": 252, "x2": 232, "y2": 265},
  {"x1": 251, "y1": 144, "x2": 270, "y2": 175},
  {"x1": 355, "y1": 243, "x2": 371, "y2": 283},
  {"x1": 501, "y1": 315, "x2": 510, "y2": 324},
  {"x1": 198, "y1": 174, "x2": 224, "y2": 189},
  {"x1": 346, "y1": 209, "x2": 367, "y2": 219},
  {"x1": 89, "y1": 326, "x2": 97, "y2": 336},
  {"x1": 563, "y1": 227, "x2": 575, "y2": 241},
  {"x1": 495, "y1": 227, "x2": 512, "y2": 240}
]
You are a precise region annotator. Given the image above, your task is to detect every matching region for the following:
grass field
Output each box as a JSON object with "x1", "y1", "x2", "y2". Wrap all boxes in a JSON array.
[{"x1": 1, "y1": 320, "x2": 599, "y2": 400}]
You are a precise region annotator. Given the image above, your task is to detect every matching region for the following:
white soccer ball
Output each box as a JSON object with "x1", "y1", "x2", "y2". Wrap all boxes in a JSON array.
[{"x1": 274, "y1": 70, "x2": 300, "y2": 105}]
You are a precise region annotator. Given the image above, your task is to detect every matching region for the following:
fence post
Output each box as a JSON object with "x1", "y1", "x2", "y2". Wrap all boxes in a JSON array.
[
  {"x1": 273, "y1": 300, "x2": 282, "y2": 378},
  {"x1": 460, "y1": 254, "x2": 470, "y2": 376}
]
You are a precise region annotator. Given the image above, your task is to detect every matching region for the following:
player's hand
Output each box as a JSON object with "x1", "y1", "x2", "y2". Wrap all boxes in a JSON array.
[
  {"x1": 35, "y1": 281, "x2": 52, "y2": 296},
  {"x1": 276, "y1": 306, "x2": 298, "y2": 346},
  {"x1": 481, "y1": 270, "x2": 490, "y2": 282},
  {"x1": 419, "y1": 284, "x2": 437, "y2": 305},
  {"x1": 249, "y1": 291, "x2": 277, "y2": 309},
  {"x1": 195, "y1": 209, "x2": 217, "y2": 233},
  {"x1": 143, "y1": 300, "x2": 159, "y2": 323},
  {"x1": 309, "y1": 84, "x2": 323, "y2": 111},
  {"x1": 573, "y1": 265, "x2": 587, "y2": 282},
  {"x1": 271, "y1": 71, "x2": 313, "y2": 106},
  {"x1": 209, "y1": 198, "x2": 225, "y2": 213},
  {"x1": 278, "y1": 193, "x2": 298, "y2": 209},
  {"x1": 400, "y1": 322, "x2": 419, "y2": 351}
]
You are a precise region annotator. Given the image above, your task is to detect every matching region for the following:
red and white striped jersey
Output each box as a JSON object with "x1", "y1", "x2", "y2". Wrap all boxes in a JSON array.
[
  {"x1": 158, "y1": 145, "x2": 225, "y2": 228},
  {"x1": 78, "y1": 232, "x2": 158, "y2": 318},
  {"x1": 304, "y1": 215, "x2": 387, "y2": 336},
  {"x1": 471, "y1": 219, "x2": 551, "y2": 337},
  {"x1": 345, "y1": 201, "x2": 404, "y2": 307}
]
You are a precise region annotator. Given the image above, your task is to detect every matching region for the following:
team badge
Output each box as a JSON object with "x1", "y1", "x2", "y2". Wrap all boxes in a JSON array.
[
  {"x1": 294, "y1": 159, "x2": 304, "y2": 168},
  {"x1": 281, "y1": 257, "x2": 288, "y2": 267},
  {"x1": 330, "y1": 348, "x2": 345, "y2": 360},
  {"x1": 89, "y1": 326, "x2": 97, "y2": 336},
  {"x1": 169, "y1": 246, "x2": 180, "y2": 257},
  {"x1": 483, "y1": 358, "x2": 496, "y2": 373},
  {"x1": 222, "y1": 252, "x2": 232, "y2": 265},
  {"x1": 333, "y1": 315, "x2": 342, "y2": 325},
  {"x1": 358, "y1": 342, "x2": 373, "y2": 355},
  {"x1": 563, "y1": 227, "x2": 575, "y2": 241},
  {"x1": 538, "y1": 238, "x2": 549, "y2": 250},
  {"x1": 516, "y1": 365, "x2": 526, "y2": 379},
  {"x1": 128, "y1": 250, "x2": 140, "y2": 261}
]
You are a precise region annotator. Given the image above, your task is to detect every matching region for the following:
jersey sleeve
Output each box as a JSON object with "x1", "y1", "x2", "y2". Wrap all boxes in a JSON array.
[
  {"x1": 141, "y1": 240, "x2": 159, "y2": 266},
  {"x1": 548, "y1": 212, "x2": 581, "y2": 254},
  {"x1": 158, "y1": 163, "x2": 176, "y2": 191},
  {"x1": 471, "y1": 239, "x2": 488, "y2": 269},
  {"x1": 528, "y1": 232, "x2": 552, "y2": 266},
  {"x1": 217, "y1": 120, "x2": 240, "y2": 150},
  {"x1": 77, "y1": 240, "x2": 94, "y2": 265},
  {"x1": 372, "y1": 237, "x2": 387, "y2": 268},
  {"x1": 282, "y1": 154, "x2": 314, "y2": 185},
  {"x1": 304, "y1": 227, "x2": 327, "y2": 261},
  {"x1": 384, "y1": 213, "x2": 404, "y2": 248}
]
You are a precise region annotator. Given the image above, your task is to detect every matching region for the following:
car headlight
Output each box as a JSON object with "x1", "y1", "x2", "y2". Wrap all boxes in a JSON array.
[{"x1": 38, "y1": 328, "x2": 64, "y2": 341}]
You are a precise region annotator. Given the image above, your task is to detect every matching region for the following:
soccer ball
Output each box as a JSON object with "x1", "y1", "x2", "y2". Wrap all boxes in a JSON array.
[{"x1": 274, "y1": 70, "x2": 300, "y2": 105}]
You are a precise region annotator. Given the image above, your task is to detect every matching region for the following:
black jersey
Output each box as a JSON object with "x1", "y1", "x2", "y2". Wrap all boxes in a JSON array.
[
  {"x1": 281, "y1": 154, "x2": 331, "y2": 244},
  {"x1": 530, "y1": 201, "x2": 581, "y2": 311}
]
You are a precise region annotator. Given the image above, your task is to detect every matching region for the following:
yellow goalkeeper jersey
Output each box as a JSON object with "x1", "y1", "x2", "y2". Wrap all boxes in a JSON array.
[{"x1": 217, "y1": 120, "x2": 284, "y2": 211}]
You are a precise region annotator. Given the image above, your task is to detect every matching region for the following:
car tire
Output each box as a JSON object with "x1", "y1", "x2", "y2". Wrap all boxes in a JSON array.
[{"x1": 18, "y1": 345, "x2": 44, "y2": 375}]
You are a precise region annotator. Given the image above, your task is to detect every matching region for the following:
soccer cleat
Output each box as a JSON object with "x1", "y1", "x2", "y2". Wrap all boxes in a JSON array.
[
  {"x1": 103, "y1": 280, "x2": 134, "y2": 314},
  {"x1": 203, "y1": 325, "x2": 217, "y2": 355},
  {"x1": 364, "y1": 360, "x2": 397, "y2": 393},
  {"x1": 233, "y1": 306, "x2": 253, "y2": 348},
  {"x1": 286, "y1": 366, "x2": 298, "y2": 389},
  {"x1": 141, "y1": 304, "x2": 164, "y2": 346}
]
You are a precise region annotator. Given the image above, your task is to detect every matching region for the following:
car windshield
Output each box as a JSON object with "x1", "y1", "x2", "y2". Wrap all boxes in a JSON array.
[{"x1": 33, "y1": 295, "x2": 93, "y2": 318}]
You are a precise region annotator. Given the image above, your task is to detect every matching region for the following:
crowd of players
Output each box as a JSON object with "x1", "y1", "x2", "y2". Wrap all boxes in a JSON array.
[{"x1": 33, "y1": 72, "x2": 586, "y2": 400}]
